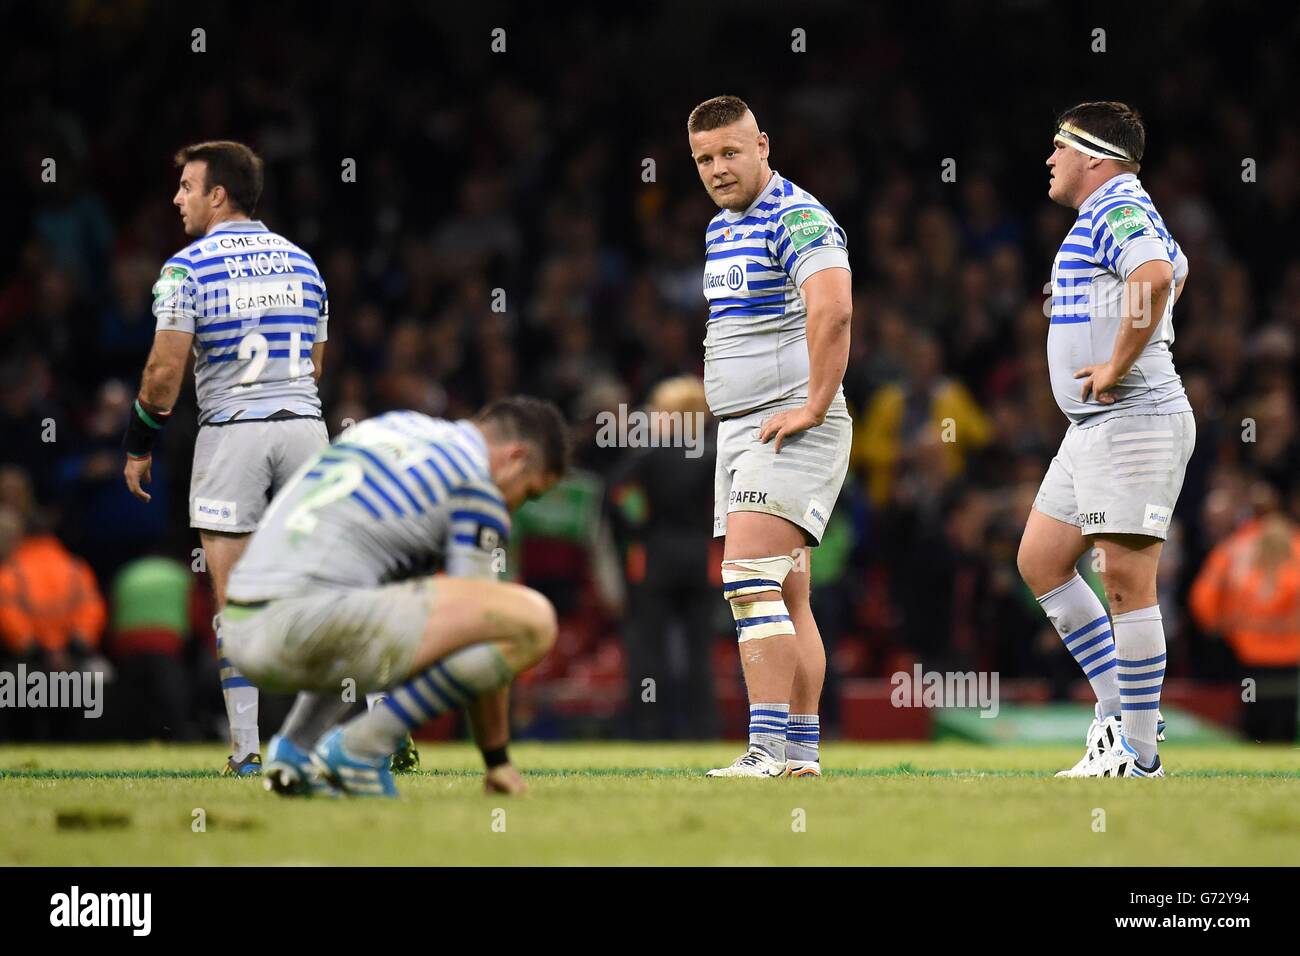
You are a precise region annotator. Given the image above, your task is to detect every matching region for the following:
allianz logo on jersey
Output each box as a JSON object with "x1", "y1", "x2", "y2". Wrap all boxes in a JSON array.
[{"x1": 703, "y1": 263, "x2": 745, "y2": 294}]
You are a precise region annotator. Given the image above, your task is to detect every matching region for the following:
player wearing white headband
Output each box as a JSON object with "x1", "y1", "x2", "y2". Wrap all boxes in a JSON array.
[{"x1": 1018, "y1": 102, "x2": 1192, "y2": 778}]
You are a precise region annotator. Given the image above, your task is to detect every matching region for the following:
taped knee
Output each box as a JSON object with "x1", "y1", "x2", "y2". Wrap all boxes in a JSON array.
[{"x1": 722, "y1": 556, "x2": 796, "y2": 643}]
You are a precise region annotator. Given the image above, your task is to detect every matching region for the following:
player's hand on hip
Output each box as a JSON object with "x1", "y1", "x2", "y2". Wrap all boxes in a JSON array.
[
  {"x1": 123, "y1": 455, "x2": 153, "y2": 503},
  {"x1": 485, "y1": 763, "x2": 527, "y2": 795},
  {"x1": 1073, "y1": 363, "x2": 1121, "y2": 404},
  {"x1": 758, "y1": 406, "x2": 822, "y2": 454}
]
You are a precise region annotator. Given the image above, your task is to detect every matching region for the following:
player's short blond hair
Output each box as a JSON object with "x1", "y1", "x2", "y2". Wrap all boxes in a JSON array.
[
  {"x1": 648, "y1": 376, "x2": 708, "y2": 416},
  {"x1": 687, "y1": 95, "x2": 751, "y2": 133}
]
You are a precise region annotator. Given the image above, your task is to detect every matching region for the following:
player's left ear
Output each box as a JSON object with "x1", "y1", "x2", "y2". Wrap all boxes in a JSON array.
[{"x1": 757, "y1": 131, "x2": 769, "y2": 159}]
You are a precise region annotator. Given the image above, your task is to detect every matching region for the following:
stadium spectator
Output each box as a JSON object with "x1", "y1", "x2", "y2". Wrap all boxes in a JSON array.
[
  {"x1": 1189, "y1": 504, "x2": 1300, "y2": 741},
  {"x1": 102, "y1": 555, "x2": 202, "y2": 741},
  {"x1": 607, "y1": 376, "x2": 721, "y2": 739},
  {"x1": 0, "y1": 501, "x2": 107, "y2": 739},
  {"x1": 853, "y1": 329, "x2": 992, "y2": 507}
]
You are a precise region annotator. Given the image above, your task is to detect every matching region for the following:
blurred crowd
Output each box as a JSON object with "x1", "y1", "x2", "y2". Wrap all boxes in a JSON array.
[{"x1": 2, "y1": 2, "x2": 1298, "y2": 741}]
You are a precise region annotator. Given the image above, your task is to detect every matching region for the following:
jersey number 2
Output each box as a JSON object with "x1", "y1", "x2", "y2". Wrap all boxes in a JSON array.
[
  {"x1": 238, "y1": 330, "x2": 304, "y2": 385},
  {"x1": 284, "y1": 459, "x2": 364, "y2": 534}
]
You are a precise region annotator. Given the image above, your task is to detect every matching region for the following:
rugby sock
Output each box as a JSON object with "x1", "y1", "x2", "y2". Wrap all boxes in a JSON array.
[
  {"x1": 1036, "y1": 574, "x2": 1120, "y2": 718},
  {"x1": 748, "y1": 703, "x2": 789, "y2": 761},
  {"x1": 786, "y1": 714, "x2": 820, "y2": 763},
  {"x1": 342, "y1": 643, "x2": 513, "y2": 760},
  {"x1": 365, "y1": 692, "x2": 386, "y2": 711},
  {"x1": 217, "y1": 625, "x2": 259, "y2": 759},
  {"x1": 1114, "y1": 605, "x2": 1166, "y2": 765},
  {"x1": 281, "y1": 691, "x2": 354, "y2": 751}
]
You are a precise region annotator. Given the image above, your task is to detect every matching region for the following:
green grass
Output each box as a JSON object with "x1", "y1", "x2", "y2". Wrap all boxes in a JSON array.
[{"x1": 1, "y1": 742, "x2": 1297, "y2": 865}]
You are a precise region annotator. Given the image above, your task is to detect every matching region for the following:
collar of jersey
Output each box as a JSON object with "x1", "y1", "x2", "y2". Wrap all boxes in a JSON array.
[
  {"x1": 1078, "y1": 173, "x2": 1138, "y2": 214},
  {"x1": 204, "y1": 220, "x2": 269, "y2": 236},
  {"x1": 721, "y1": 170, "x2": 783, "y2": 222}
]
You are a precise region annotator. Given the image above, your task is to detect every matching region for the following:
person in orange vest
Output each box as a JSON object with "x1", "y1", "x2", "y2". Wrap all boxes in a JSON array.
[
  {"x1": 1189, "y1": 508, "x2": 1300, "y2": 742},
  {"x1": 0, "y1": 505, "x2": 107, "y2": 739}
]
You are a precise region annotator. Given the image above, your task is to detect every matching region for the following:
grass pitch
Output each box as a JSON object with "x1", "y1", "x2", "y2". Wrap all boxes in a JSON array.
[{"x1": 1, "y1": 742, "x2": 1296, "y2": 865}]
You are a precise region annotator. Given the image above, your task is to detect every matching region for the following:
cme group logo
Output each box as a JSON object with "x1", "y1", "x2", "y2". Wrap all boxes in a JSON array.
[{"x1": 726, "y1": 264, "x2": 743, "y2": 291}]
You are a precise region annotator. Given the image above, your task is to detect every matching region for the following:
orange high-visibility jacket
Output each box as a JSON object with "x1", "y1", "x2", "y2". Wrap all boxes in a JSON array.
[
  {"x1": 0, "y1": 535, "x2": 106, "y2": 655},
  {"x1": 1189, "y1": 521, "x2": 1300, "y2": 668}
]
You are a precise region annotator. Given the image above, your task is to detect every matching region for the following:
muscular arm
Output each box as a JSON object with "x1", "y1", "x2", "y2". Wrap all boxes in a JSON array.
[
  {"x1": 801, "y1": 266, "x2": 853, "y2": 421},
  {"x1": 123, "y1": 330, "x2": 192, "y2": 502},
  {"x1": 138, "y1": 330, "x2": 193, "y2": 414},
  {"x1": 466, "y1": 685, "x2": 511, "y2": 751},
  {"x1": 467, "y1": 684, "x2": 526, "y2": 793},
  {"x1": 757, "y1": 265, "x2": 852, "y2": 452},
  {"x1": 1075, "y1": 258, "x2": 1174, "y2": 403},
  {"x1": 1110, "y1": 258, "x2": 1174, "y2": 379}
]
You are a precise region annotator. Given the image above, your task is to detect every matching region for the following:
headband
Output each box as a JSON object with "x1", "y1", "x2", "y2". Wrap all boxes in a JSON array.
[{"x1": 1054, "y1": 121, "x2": 1135, "y2": 162}]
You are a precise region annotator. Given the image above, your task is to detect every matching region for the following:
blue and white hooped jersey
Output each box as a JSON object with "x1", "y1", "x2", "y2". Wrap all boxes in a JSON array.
[
  {"x1": 152, "y1": 220, "x2": 326, "y2": 425},
  {"x1": 1047, "y1": 174, "x2": 1191, "y2": 425},
  {"x1": 228, "y1": 412, "x2": 510, "y2": 600},
  {"x1": 701, "y1": 170, "x2": 850, "y2": 417}
]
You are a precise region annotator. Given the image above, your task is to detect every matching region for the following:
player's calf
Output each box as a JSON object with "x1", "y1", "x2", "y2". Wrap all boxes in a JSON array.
[
  {"x1": 336, "y1": 581, "x2": 557, "y2": 790},
  {"x1": 707, "y1": 555, "x2": 797, "y2": 778}
]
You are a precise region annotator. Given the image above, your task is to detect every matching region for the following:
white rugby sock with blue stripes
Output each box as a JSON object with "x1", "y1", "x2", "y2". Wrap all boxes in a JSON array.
[
  {"x1": 342, "y1": 643, "x2": 513, "y2": 760},
  {"x1": 749, "y1": 703, "x2": 789, "y2": 761},
  {"x1": 1114, "y1": 605, "x2": 1165, "y2": 765},
  {"x1": 217, "y1": 621, "x2": 259, "y2": 759},
  {"x1": 1036, "y1": 574, "x2": 1120, "y2": 718},
  {"x1": 786, "y1": 714, "x2": 819, "y2": 763}
]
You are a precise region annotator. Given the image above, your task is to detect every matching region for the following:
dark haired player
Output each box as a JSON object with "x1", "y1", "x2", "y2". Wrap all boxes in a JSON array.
[
  {"x1": 220, "y1": 398, "x2": 568, "y2": 797},
  {"x1": 1017, "y1": 103, "x2": 1192, "y2": 778},
  {"x1": 123, "y1": 141, "x2": 329, "y2": 775}
]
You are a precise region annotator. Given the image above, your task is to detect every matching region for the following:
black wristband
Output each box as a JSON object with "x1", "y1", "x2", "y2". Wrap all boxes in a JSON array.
[
  {"x1": 481, "y1": 745, "x2": 510, "y2": 769},
  {"x1": 124, "y1": 399, "x2": 170, "y2": 458}
]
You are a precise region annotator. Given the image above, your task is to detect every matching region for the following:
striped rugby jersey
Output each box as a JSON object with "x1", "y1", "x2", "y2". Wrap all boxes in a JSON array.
[
  {"x1": 152, "y1": 220, "x2": 327, "y2": 425},
  {"x1": 1047, "y1": 173, "x2": 1191, "y2": 425},
  {"x1": 227, "y1": 411, "x2": 509, "y2": 600},
  {"x1": 701, "y1": 170, "x2": 850, "y2": 417}
]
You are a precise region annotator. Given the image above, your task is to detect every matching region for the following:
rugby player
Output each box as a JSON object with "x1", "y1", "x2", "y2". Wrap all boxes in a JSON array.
[
  {"x1": 219, "y1": 398, "x2": 567, "y2": 797},
  {"x1": 123, "y1": 141, "x2": 329, "y2": 775},
  {"x1": 1017, "y1": 102, "x2": 1192, "y2": 778},
  {"x1": 687, "y1": 96, "x2": 853, "y2": 778}
]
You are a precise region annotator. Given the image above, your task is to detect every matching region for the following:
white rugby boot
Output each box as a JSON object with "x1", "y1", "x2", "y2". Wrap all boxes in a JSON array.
[
  {"x1": 1077, "y1": 735, "x2": 1165, "y2": 778},
  {"x1": 1056, "y1": 713, "x2": 1122, "y2": 777},
  {"x1": 706, "y1": 747, "x2": 787, "y2": 778}
]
